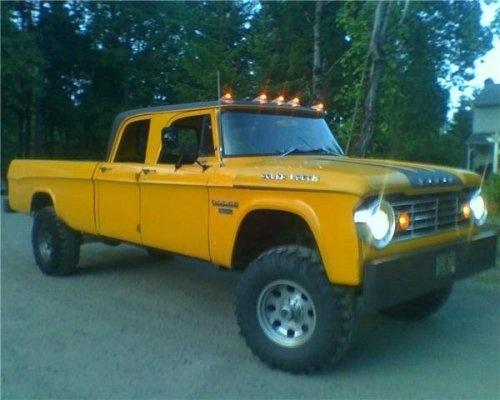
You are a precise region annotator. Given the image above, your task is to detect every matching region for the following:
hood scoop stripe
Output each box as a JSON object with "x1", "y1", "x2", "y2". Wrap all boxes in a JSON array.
[
  {"x1": 318, "y1": 158, "x2": 462, "y2": 187},
  {"x1": 389, "y1": 166, "x2": 461, "y2": 187}
]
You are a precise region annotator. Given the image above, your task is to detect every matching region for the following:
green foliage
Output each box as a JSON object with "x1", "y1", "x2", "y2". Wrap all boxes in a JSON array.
[
  {"x1": 338, "y1": 1, "x2": 491, "y2": 160},
  {"x1": 484, "y1": 175, "x2": 500, "y2": 220},
  {"x1": 1, "y1": 1, "x2": 44, "y2": 169},
  {"x1": 0, "y1": 0, "x2": 494, "y2": 176}
]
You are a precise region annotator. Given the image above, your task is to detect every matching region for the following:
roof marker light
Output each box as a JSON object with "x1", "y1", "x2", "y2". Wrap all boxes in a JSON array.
[
  {"x1": 221, "y1": 93, "x2": 233, "y2": 103},
  {"x1": 253, "y1": 94, "x2": 267, "y2": 104},
  {"x1": 287, "y1": 97, "x2": 300, "y2": 107},
  {"x1": 312, "y1": 103, "x2": 324, "y2": 111},
  {"x1": 271, "y1": 95, "x2": 285, "y2": 105}
]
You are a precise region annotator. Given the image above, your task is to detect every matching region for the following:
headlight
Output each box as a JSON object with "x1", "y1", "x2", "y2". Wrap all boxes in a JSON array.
[
  {"x1": 469, "y1": 191, "x2": 487, "y2": 225},
  {"x1": 354, "y1": 199, "x2": 395, "y2": 248}
]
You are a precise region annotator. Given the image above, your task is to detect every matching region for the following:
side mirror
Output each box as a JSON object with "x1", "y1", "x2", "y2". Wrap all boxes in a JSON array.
[{"x1": 161, "y1": 127, "x2": 178, "y2": 149}]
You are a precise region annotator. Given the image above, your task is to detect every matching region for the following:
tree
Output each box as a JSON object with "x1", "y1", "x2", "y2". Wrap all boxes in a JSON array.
[
  {"x1": 0, "y1": 0, "x2": 494, "y2": 177},
  {"x1": 312, "y1": 1, "x2": 323, "y2": 99},
  {"x1": 1, "y1": 1, "x2": 44, "y2": 166},
  {"x1": 169, "y1": 1, "x2": 251, "y2": 101},
  {"x1": 352, "y1": 0, "x2": 391, "y2": 156},
  {"x1": 337, "y1": 0, "x2": 491, "y2": 159},
  {"x1": 247, "y1": 1, "x2": 348, "y2": 102}
]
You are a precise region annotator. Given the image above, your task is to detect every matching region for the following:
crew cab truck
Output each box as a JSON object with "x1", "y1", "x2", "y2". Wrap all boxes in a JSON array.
[{"x1": 7, "y1": 97, "x2": 497, "y2": 372}]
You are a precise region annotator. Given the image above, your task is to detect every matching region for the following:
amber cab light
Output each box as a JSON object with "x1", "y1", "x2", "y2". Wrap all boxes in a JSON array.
[
  {"x1": 253, "y1": 94, "x2": 267, "y2": 104},
  {"x1": 271, "y1": 95, "x2": 285, "y2": 105},
  {"x1": 220, "y1": 93, "x2": 233, "y2": 103},
  {"x1": 287, "y1": 97, "x2": 300, "y2": 107}
]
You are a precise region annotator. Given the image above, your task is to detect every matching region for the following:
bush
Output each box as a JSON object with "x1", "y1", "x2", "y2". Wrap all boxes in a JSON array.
[{"x1": 484, "y1": 175, "x2": 500, "y2": 223}]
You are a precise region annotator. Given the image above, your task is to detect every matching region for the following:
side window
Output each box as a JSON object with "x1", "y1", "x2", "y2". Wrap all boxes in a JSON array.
[
  {"x1": 114, "y1": 119, "x2": 150, "y2": 163},
  {"x1": 158, "y1": 114, "x2": 214, "y2": 164}
]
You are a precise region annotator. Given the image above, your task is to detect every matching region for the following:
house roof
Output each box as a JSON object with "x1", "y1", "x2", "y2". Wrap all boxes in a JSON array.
[{"x1": 474, "y1": 83, "x2": 500, "y2": 107}]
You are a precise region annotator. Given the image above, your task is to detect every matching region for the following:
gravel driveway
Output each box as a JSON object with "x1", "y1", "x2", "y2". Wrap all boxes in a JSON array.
[{"x1": 1, "y1": 209, "x2": 499, "y2": 399}]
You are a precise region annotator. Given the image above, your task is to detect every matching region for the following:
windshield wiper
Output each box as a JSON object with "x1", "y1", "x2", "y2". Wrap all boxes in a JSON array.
[
  {"x1": 279, "y1": 147, "x2": 303, "y2": 158},
  {"x1": 278, "y1": 147, "x2": 337, "y2": 158}
]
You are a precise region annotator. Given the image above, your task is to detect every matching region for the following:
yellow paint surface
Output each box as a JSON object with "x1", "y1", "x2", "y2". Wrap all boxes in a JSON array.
[{"x1": 7, "y1": 104, "x2": 484, "y2": 286}]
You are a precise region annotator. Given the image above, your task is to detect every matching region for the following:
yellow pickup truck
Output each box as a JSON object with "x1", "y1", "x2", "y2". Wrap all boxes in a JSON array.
[{"x1": 7, "y1": 96, "x2": 497, "y2": 372}]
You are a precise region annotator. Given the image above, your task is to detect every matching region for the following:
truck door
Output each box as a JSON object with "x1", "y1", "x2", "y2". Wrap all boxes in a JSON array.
[
  {"x1": 139, "y1": 111, "x2": 213, "y2": 259},
  {"x1": 94, "y1": 117, "x2": 151, "y2": 243}
]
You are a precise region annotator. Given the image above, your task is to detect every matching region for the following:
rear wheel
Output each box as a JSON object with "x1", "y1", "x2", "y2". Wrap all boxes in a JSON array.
[
  {"x1": 380, "y1": 286, "x2": 453, "y2": 320},
  {"x1": 236, "y1": 245, "x2": 356, "y2": 373},
  {"x1": 32, "y1": 207, "x2": 80, "y2": 276}
]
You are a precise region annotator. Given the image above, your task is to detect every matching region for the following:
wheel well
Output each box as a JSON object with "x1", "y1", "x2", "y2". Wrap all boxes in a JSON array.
[
  {"x1": 232, "y1": 210, "x2": 317, "y2": 270},
  {"x1": 31, "y1": 192, "x2": 53, "y2": 213}
]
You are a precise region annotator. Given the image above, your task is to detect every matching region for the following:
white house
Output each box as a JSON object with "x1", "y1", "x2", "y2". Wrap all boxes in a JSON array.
[{"x1": 466, "y1": 79, "x2": 500, "y2": 175}]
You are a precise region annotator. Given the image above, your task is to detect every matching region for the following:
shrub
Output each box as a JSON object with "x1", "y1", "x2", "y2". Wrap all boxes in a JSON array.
[{"x1": 483, "y1": 175, "x2": 500, "y2": 223}]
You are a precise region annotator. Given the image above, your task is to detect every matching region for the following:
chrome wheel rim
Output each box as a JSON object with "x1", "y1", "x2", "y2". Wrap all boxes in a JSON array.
[
  {"x1": 257, "y1": 279, "x2": 316, "y2": 348},
  {"x1": 38, "y1": 229, "x2": 54, "y2": 263}
]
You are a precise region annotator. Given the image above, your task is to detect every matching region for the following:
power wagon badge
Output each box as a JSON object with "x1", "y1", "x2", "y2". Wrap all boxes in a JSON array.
[{"x1": 261, "y1": 172, "x2": 319, "y2": 182}]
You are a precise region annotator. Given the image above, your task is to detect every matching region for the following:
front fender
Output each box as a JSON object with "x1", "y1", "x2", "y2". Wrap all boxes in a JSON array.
[{"x1": 208, "y1": 187, "x2": 362, "y2": 285}]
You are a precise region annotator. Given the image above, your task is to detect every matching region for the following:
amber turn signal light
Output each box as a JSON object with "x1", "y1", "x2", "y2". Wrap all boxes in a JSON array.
[
  {"x1": 397, "y1": 212, "x2": 411, "y2": 231},
  {"x1": 461, "y1": 203, "x2": 471, "y2": 220}
]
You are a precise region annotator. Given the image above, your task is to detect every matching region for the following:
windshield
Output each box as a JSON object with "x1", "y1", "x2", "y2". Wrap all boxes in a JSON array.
[{"x1": 221, "y1": 111, "x2": 344, "y2": 157}]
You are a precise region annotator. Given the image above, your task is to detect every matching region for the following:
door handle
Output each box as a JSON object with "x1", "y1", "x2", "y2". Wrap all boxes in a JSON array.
[
  {"x1": 99, "y1": 166, "x2": 112, "y2": 173},
  {"x1": 142, "y1": 168, "x2": 157, "y2": 175}
]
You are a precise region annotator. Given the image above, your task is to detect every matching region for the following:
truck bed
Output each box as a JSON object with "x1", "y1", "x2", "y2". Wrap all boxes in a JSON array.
[{"x1": 7, "y1": 160, "x2": 100, "y2": 234}]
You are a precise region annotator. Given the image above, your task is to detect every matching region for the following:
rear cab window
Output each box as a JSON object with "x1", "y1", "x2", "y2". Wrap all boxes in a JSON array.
[{"x1": 114, "y1": 119, "x2": 151, "y2": 163}]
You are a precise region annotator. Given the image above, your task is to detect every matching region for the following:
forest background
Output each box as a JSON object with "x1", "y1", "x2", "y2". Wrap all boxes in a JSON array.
[{"x1": 2, "y1": 1, "x2": 499, "y2": 178}]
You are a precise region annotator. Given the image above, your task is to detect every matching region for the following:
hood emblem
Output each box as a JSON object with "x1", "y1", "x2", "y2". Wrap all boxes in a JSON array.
[
  {"x1": 262, "y1": 173, "x2": 319, "y2": 182},
  {"x1": 414, "y1": 172, "x2": 459, "y2": 187}
]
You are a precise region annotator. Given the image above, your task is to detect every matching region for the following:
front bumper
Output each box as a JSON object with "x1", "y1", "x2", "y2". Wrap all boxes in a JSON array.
[{"x1": 363, "y1": 230, "x2": 497, "y2": 311}]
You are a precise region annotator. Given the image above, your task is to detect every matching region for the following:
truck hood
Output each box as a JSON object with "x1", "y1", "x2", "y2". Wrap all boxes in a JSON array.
[{"x1": 222, "y1": 156, "x2": 480, "y2": 197}]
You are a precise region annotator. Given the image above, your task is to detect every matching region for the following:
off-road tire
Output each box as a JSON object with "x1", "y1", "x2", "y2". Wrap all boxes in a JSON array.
[
  {"x1": 235, "y1": 245, "x2": 356, "y2": 373},
  {"x1": 32, "y1": 207, "x2": 80, "y2": 276},
  {"x1": 380, "y1": 286, "x2": 453, "y2": 320}
]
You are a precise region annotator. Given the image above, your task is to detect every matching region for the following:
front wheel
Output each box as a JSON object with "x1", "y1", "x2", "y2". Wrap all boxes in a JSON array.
[
  {"x1": 32, "y1": 207, "x2": 80, "y2": 276},
  {"x1": 236, "y1": 245, "x2": 356, "y2": 373},
  {"x1": 380, "y1": 286, "x2": 453, "y2": 320}
]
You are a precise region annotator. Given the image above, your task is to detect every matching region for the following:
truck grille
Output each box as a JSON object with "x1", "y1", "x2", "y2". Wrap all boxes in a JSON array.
[{"x1": 390, "y1": 191, "x2": 473, "y2": 240}]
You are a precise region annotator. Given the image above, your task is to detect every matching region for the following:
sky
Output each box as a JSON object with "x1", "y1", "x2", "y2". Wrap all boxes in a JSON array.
[{"x1": 449, "y1": 1, "x2": 500, "y2": 114}]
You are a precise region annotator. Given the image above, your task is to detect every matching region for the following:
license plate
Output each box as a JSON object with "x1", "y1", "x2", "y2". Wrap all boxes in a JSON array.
[{"x1": 435, "y1": 252, "x2": 456, "y2": 278}]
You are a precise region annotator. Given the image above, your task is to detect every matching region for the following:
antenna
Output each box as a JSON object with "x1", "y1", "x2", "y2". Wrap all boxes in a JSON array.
[
  {"x1": 216, "y1": 69, "x2": 225, "y2": 167},
  {"x1": 217, "y1": 70, "x2": 221, "y2": 102}
]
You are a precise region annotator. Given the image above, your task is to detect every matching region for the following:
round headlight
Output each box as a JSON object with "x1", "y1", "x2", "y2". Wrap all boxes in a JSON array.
[
  {"x1": 354, "y1": 199, "x2": 395, "y2": 248},
  {"x1": 470, "y1": 191, "x2": 487, "y2": 225}
]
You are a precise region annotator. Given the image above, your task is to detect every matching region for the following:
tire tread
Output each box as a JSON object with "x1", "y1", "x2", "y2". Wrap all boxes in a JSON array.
[
  {"x1": 235, "y1": 245, "x2": 355, "y2": 373},
  {"x1": 32, "y1": 207, "x2": 80, "y2": 276}
]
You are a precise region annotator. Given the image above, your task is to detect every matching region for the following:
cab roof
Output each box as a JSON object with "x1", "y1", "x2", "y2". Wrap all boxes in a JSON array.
[
  {"x1": 107, "y1": 100, "x2": 325, "y2": 158},
  {"x1": 112, "y1": 100, "x2": 324, "y2": 131}
]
